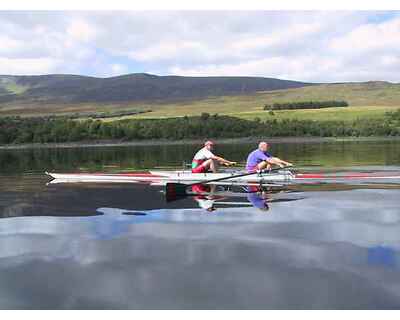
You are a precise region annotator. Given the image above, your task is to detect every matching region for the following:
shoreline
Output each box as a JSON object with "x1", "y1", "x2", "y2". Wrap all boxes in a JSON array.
[{"x1": 1, "y1": 136, "x2": 400, "y2": 150}]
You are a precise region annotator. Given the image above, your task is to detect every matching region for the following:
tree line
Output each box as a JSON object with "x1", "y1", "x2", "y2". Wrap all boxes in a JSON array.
[
  {"x1": 0, "y1": 111, "x2": 399, "y2": 145},
  {"x1": 264, "y1": 100, "x2": 349, "y2": 111},
  {"x1": 386, "y1": 109, "x2": 400, "y2": 121}
]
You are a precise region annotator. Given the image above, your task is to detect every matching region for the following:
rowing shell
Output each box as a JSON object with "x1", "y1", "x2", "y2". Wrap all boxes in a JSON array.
[
  {"x1": 46, "y1": 170, "x2": 293, "y2": 185},
  {"x1": 46, "y1": 170, "x2": 400, "y2": 186}
]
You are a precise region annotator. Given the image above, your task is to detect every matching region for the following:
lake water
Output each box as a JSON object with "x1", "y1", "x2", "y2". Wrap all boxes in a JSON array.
[{"x1": 0, "y1": 140, "x2": 400, "y2": 309}]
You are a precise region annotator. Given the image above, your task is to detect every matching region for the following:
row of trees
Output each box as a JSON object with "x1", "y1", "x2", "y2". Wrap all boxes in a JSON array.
[
  {"x1": 386, "y1": 109, "x2": 400, "y2": 121},
  {"x1": 264, "y1": 100, "x2": 349, "y2": 111},
  {"x1": 1, "y1": 112, "x2": 399, "y2": 145}
]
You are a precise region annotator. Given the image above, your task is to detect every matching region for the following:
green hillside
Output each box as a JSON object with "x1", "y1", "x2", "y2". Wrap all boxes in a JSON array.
[
  {"x1": 0, "y1": 76, "x2": 399, "y2": 122},
  {"x1": 0, "y1": 76, "x2": 29, "y2": 95},
  {"x1": 104, "y1": 82, "x2": 400, "y2": 122}
]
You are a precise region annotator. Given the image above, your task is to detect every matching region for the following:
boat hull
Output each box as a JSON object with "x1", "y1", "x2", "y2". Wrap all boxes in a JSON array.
[
  {"x1": 46, "y1": 170, "x2": 294, "y2": 185},
  {"x1": 46, "y1": 170, "x2": 400, "y2": 185}
]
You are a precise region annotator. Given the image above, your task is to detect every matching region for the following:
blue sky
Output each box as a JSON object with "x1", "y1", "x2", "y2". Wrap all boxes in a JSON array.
[{"x1": 0, "y1": 11, "x2": 399, "y2": 82}]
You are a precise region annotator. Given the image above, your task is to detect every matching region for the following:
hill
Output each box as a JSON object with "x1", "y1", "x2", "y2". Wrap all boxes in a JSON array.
[
  {"x1": 0, "y1": 74, "x2": 399, "y2": 121},
  {"x1": 0, "y1": 73, "x2": 312, "y2": 106}
]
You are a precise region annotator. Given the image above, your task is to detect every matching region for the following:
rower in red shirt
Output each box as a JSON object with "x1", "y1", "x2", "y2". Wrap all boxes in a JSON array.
[{"x1": 191, "y1": 140, "x2": 236, "y2": 173}]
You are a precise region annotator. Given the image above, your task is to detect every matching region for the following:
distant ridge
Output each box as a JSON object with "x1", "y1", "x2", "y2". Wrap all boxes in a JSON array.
[{"x1": 0, "y1": 73, "x2": 313, "y2": 104}]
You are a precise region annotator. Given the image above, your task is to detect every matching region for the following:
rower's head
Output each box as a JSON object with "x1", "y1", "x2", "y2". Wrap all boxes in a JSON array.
[
  {"x1": 258, "y1": 141, "x2": 269, "y2": 152},
  {"x1": 204, "y1": 140, "x2": 215, "y2": 150}
]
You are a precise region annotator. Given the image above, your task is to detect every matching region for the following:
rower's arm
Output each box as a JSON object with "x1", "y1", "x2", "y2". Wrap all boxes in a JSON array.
[
  {"x1": 212, "y1": 155, "x2": 236, "y2": 166},
  {"x1": 268, "y1": 157, "x2": 293, "y2": 167}
]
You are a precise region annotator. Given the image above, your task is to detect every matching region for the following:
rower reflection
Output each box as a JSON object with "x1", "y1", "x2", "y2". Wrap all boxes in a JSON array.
[
  {"x1": 246, "y1": 186, "x2": 270, "y2": 211},
  {"x1": 192, "y1": 184, "x2": 221, "y2": 212},
  {"x1": 188, "y1": 183, "x2": 302, "y2": 211}
]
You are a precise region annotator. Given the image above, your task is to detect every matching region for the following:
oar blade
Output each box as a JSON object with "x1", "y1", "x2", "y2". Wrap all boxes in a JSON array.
[{"x1": 165, "y1": 183, "x2": 188, "y2": 202}]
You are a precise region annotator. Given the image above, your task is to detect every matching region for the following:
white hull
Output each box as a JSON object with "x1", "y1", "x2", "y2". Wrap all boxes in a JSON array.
[
  {"x1": 46, "y1": 169, "x2": 400, "y2": 185},
  {"x1": 46, "y1": 170, "x2": 294, "y2": 185}
]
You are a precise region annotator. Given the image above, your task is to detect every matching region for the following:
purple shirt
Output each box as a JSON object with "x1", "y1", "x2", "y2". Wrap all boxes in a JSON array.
[
  {"x1": 246, "y1": 149, "x2": 272, "y2": 171},
  {"x1": 247, "y1": 192, "x2": 269, "y2": 209}
]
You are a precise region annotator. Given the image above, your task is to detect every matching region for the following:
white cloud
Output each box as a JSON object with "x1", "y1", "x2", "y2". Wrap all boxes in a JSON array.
[
  {"x1": 330, "y1": 17, "x2": 400, "y2": 53},
  {"x1": 381, "y1": 55, "x2": 399, "y2": 67},
  {"x1": 0, "y1": 11, "x2": 399, "y2": 81},
  {"x1": 229, "y1": 22, "x2": 322, "y2": 53},
  {"x1": 130, "y1": 40, "x2": 204, "y2": 62},
  {"x1": 0, "y1": 35, "x2": 24, "y2": 54},
  {"x1": 169, "y1": 55, "x2": 335, "y2": 82},
  {"x1": 66, "y1": 19, "x2": 97, "y2": 42},
  {"x1": 0, "y1": 57, "x2": 60, "y2": 75},
  {"x1": 110, "y1": 63, "x2": 128, "y2": 76}
]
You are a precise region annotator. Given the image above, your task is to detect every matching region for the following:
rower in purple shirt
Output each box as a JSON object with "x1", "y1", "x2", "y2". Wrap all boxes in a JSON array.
[{"x1": 246, "y1": 141, "x2": 293, "y2": 172}]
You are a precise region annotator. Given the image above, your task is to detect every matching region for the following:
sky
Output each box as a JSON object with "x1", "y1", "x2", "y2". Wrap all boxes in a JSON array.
[{"x1": 0, "y1": 10, "x2": 400, "y2": 82}]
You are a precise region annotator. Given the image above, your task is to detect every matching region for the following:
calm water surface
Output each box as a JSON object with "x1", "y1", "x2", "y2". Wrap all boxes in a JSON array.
[{"x1": 0, "y1": 140, "x2": 400, "y2": 309}]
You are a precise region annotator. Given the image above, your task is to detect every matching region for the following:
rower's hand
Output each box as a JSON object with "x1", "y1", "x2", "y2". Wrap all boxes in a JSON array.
[{"x1": 224, "y1": 161, "x2": 237, "y2": 166}]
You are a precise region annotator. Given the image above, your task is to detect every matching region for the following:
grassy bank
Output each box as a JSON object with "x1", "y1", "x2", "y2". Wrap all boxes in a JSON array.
[{"x1": 232, "y1": 106, "x2": 400, "y2": 122}]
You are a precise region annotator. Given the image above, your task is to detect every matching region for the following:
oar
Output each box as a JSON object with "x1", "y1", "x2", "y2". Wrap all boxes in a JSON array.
[{"x1": 165, "y1": 166, "x2": 292, "y2": 202}]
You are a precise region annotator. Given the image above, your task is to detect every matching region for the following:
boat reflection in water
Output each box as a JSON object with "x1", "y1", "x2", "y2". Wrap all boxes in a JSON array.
[
  {"x1": 168, "y1": 182, "x2": 306, "y2": 212},
  {"x1": 168, "y1": 179, "x2": 400, "y2": 212}
]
